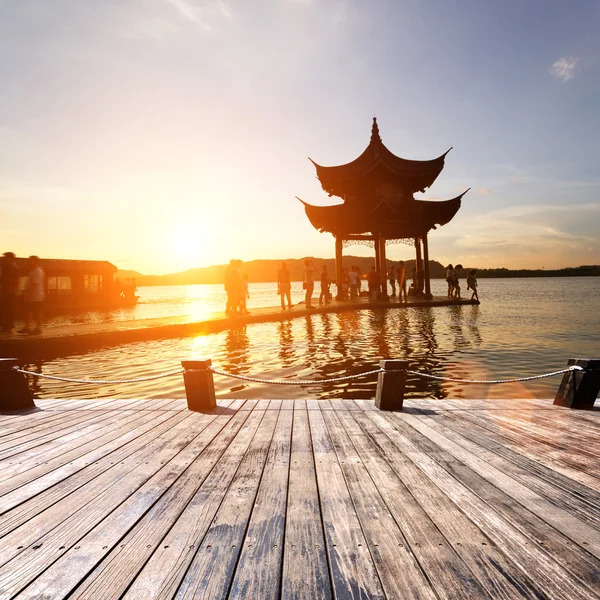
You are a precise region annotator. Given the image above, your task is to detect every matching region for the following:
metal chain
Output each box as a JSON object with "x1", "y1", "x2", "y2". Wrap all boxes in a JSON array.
[
  {"x1": 13, "y1": 366, "x2": 184, "y2": 385},
  {"x1": 208, "y1": 367, "x2": 384, "y2": 386},
  {"x1": 405, "y1": 365, "x2": 582, "y2": 385}
]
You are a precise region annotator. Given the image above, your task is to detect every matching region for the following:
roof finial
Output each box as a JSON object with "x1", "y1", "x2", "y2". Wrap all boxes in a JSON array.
[{"x1": 370, "y1": 117, "x2": 381, "y2": 143}]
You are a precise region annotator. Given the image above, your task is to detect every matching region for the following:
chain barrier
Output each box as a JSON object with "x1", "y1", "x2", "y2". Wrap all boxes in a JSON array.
[
  {"x1": 12, "y1": 364, "x2": 583, "y2": 387},
  {"x1": 405, "y1": 365, "x2": 582, "y2": 385},
  {"x1": 12, "y1": 366, "x2": 184, "y2": 385},
  {"x1": 207, "y1": 367, "x2": 384, "y2": 386}
]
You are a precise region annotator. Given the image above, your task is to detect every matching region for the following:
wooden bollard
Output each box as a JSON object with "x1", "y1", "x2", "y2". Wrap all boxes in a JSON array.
[
  {"x1": 181, "y1": 359, "x2": 216, "y2": 412},
  {"x1": 554, "y1": 358, "x2": 600, "y2": 410},
  {"x1": 0, "y1": 358, "x2": 36, "y2": 412},
  {"x1": 375, "y1": 359, "x2": 408, "y2": 411}
]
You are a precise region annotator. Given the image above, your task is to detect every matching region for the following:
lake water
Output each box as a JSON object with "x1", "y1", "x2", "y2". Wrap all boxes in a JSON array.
[{"x1": 26, "y1": 277, "x2": 600, "y2": 402}]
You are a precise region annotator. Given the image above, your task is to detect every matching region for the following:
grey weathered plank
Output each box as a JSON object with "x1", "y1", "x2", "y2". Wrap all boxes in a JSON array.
[
  {"x1": 349, "y1": 410, "x2": 539, "y2": 599},
  {"x1": 321, "y1": 409, "x2": 441, "y2": 599},
  {"x1": 308, "y1": 407, "x2": 386, "y2": 599},
  {"x1": 175, "y1": 410, "x2": 279, "y2": 599},
  {"x1": 17, "y1": 407, "x2": 246, "y2": 600},
  {"x1": 228, "y1": 408, "x2": 293, "y2": 599},
  {"x1": 379, "y1": 411, "x2": 599, "y2": 599},
  {"x1": 92, "y1": 408, "x2": 267, "y2": 600},
  {"x1": 280, "y1": 407, "x2": 331, "y2": 600}
]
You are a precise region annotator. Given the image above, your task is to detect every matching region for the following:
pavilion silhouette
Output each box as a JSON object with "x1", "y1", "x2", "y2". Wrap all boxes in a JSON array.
[{"x1": 298, "y1": 118, "x2": 469, "y2": 298}]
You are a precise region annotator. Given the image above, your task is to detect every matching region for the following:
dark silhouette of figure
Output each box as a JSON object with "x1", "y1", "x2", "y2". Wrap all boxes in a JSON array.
[
  {"x1": 348, "y1": 266, "x2": 359, "y2": 299},
  {"x1": 453, "y1": 264, "x2": 463, "y2": 299},
  {"x1": 367, "y1": 266, "x2": 380, "y2": 299},
  {"x1": 319, "y1": 265, "x2": 331, "y2": 304},
  {"x1": 19, "y1": 255, "x2": 45, "y2": 335},
  {"x1": 303, "y1": 259, "x2": 315, "y2": 308},
  {"x1": 388, "y1": 265, "x2": 396, "y2": 297},
  {"x1": 467, "y1": 269, "x2": 479, "y2": 302},
  {"x1": 277, "y1": 261, "x2": 293, "y2": 310},
  {"x1": 445, "y1": 264, "x2": 454, "y2": 298},
  {"x1": 224, "y1": 259, "x2": 242, "y2": 315},
  {"x1": 240, "y1": 273, "x2": 250, "y2": 314},
  {"x1": 397, "y1": 260, "x2": 407, "y2": 302},
  {"x1": 1, "y1": 252, "x2": 19, "y2": 333}
]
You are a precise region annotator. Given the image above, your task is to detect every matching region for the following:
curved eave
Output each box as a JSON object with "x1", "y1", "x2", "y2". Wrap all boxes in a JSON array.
[
  {"x1": 298, "y1": 188, "x2": 468, "y2": 238},
  {"x1": 309, "y1": 146, "x2": 452, "y2": 197}
]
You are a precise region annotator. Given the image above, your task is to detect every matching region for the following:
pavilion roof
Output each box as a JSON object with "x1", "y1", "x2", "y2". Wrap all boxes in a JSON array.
[
  {"x1": 298, "y1": 189, "x2": 468, "y2": 239},
  {"x1": 309, "y1": 118, "x2": 452, "y2": 198}
]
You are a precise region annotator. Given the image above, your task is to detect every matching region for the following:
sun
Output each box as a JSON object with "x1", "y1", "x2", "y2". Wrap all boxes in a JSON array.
[{"x1": 169, "y1": 229, "x2": 206, "y2": 271}]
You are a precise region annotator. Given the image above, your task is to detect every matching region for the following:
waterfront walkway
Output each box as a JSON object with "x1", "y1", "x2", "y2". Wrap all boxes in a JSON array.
[
  {"x1": 0, "y1": 397, "x2": 598, "y2": 599},
  {"x1": 0, "y1": 295, "x2": 478, "y2": 359}
]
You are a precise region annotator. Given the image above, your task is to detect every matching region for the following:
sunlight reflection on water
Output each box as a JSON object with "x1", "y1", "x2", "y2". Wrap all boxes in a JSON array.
[{"x1": 26, "y1": 277, "x2": 600, "y2": 401}]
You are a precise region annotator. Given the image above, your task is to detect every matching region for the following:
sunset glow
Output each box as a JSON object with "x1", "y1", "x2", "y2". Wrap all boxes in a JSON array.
[{"x1": 1, "y1": 1, "x2": 598, "y2": 274}]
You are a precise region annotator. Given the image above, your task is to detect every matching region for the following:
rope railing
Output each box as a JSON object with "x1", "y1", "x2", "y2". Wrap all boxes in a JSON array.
[
  {"x1": 2, "y1": 357, "x2": 595, "y2": 414},
  {"x1": 12, "y1": 364, "x2": 582, "y2": 386}
]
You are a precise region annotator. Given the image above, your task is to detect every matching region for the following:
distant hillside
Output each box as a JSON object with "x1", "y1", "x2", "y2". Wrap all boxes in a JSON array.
[
  {"x1": 117, "y1": 257, "x2": 447, "y2": 285},
  {"x1": 116, "y1": 260, "x2": 600, "y2": 285}
]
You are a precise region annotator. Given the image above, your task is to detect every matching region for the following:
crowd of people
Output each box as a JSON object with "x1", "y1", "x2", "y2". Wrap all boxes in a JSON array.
[
  {"x1": 224, "y1": 259, "x2": 250, "y2": 315},
  {"x1": 226, "y1": 257, "x2": 482, "y2": 316},
  {"x1": 0, "y1": 253, "x2": 45, "y2": 335},
  {"x1": 445, "y1": 264, "x2": 478, "y2": 301}
]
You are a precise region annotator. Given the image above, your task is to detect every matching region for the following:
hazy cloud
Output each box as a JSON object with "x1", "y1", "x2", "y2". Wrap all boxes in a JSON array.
[
  {"x1": 476, "y1": 187, "x2": 491, "y2": 195},
  {"x1": 551, "y1": 57, "x2": 579, "y2": 81}
]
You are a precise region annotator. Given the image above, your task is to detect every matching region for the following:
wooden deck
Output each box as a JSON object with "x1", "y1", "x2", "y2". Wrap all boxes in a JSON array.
[{"x1": 0, "y1": 398, "x2": 599, "y2": 599}]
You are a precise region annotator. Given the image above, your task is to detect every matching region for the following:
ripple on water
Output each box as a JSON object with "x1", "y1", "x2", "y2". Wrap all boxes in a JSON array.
[{"x1": 26, "y1": 277, "x2": 600, "y2": 402}]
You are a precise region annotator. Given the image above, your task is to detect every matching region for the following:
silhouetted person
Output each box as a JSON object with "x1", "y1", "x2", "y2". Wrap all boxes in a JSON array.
[
  {"x1": 1, "y1": 252, "x2": 19, "y2": 333},
  {"x1": 367, "y1": 266, "x2": 380, "y2": 299},
  {"x1": 397, "y1": 260, "x2": 407, "y2": 302},
  {"x1": 240, "y1": 273, "x2": 250, "y2": 314},
  {"x1": 319, "y1": 265, "x2": 331, "y2": 305},
  {"x1": 224, "y1": 259, "x2": 242, "y2": 315},
  {"x1": 348, "y1": 266, "x2": 359, "y2": 299},
  {"x1": 277, "y1": 261, "x2": 293, "y2": 310},
  {"x1": 453, "y1": 264, "x2": 463, "y2": 299},
  {"x1": 388, "y1": 265, "x2": 396, "y2": 297},
  {"x1": 19, "y1": 255, "x2": 45, "y2": 335},
  {"x1": 467, "y1": 269, "x2": 479, "y2": 302},
  {"x1": 446, "y1": 264, "x2": 454, "y2": 298},
  {"x1": 303, "y1": 259, "x2": 315, "y2": 308}
]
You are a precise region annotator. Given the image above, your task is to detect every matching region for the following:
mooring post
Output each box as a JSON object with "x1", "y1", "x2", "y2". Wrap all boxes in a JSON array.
[
  {"x1": 181, "y1": 359, "x2": 217, "y2": 411},
  {"x1": 0, "y1": 358, "x2": 36, "y2": 412},
  {"x1": 554, "y1": 358, "x2": 600, "y2": 410},
  {"x1": 375, "y1": 359, "x2": 409, "y2": 411}
]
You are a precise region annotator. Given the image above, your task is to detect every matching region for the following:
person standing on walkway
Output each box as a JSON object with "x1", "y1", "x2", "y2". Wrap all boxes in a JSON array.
[
  {"x1": 348, "y1": 266, "x2": 359, "y2": 299},
  {"x1": 445, "y1": 264, "x2": 454, "y2": 298},
  {"x1": 452, "y1": 264, "x2": 463, "y2": 300},
  {"x1": 277, "y1": 261, "x2": 293, "y2": 310},
  {"x1": 240, "y1": 273, "x2": 250, "y2": 314},
  {"x1": 1, "y1": 252, "x2": 19, "y2": 333},
  {"x1": 467, "y1": 269, "x2": 479, "y2": 302},
  {"x1": 319, "y1": 265, "x2": 331, "y2": 305},
  {"x1": 367, "y1": 266, "x2": 380, "y2": 300},
  {"x1": 303, "y1": 259, "x2": 315, "y2": 308},
  {"x1": 19, "y1": 255, "x2": 45, "y2": 335},
  {"x1": 388, "y1": 265, "x2": 396, "y2": 297},
  {"x1": 397, "y1": 260, "x2": 407, "y2": 302}
]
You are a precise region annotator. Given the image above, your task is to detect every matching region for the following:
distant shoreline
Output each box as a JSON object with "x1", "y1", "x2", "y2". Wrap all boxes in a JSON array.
[{"x1": 117, "y1": 260, "x2": 600, "y2": 286}]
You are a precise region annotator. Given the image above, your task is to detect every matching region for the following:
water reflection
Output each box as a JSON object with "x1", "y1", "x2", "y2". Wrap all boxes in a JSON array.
[{"x1": 28, "y1": 295, "x2": 593, "y2": 402}]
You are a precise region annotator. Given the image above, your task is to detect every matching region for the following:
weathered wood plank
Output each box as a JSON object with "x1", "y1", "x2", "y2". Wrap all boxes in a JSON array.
[
  {"x1": 321, "y1": 409, "x2": 441, "y2": 599},
  {"x1": 280, "y1": 407, "x2": 331, "y2": 600},
  {"x1": 17, "y1": 407, "x2": 247, "y2": 600},
  {"x1": 308, "y1": 407, "x2": 386, "y2": 599},
  {"x1": 349, "y1": 410, "x2": 540, "y2": 599},
  {"x1": 175, "y1": 410, "x2": 280, "y2": 599},
  {"x1": 378, "y1": 411, "x2": 599, "y2": 598},
  {"x1": 228, "y1": 408, "x2": 293, "y2": 599}
]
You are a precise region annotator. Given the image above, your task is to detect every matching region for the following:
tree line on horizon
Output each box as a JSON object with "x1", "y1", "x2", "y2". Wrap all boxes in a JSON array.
[{"x1": 116, "y1": 258, "x2": 600, "y2": 286}]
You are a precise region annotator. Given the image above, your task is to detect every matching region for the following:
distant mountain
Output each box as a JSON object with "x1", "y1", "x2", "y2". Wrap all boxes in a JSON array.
[{"x1": 116, "y1": 259, "x2": 600, "y2": 286}]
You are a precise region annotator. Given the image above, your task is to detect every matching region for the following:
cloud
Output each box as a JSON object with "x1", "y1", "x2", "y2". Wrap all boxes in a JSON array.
[
  {"x1": 475, "y1": 187, "x2": 491, "y2": 195},
  {"x1": 550, "y1": 57, "x2": 579, "y2": 81},
  {"x1": 164, "y1": 0, "x2": 231, "y2": 27}
]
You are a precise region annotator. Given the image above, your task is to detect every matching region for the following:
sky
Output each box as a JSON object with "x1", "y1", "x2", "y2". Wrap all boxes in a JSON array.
[{"x1": 1, "y1": 0, "x2": 599, "y2": 274}]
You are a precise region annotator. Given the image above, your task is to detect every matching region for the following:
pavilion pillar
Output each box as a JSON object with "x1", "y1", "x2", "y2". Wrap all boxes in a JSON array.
[
  {"x1": 422, "y1": 232, "x2": 432, "y2": 298},
  {"x1": 335, "y1": 236, "x2": 344, "y2": 300},
  {"x1": 374, "y1": 235, "x2": 381, "y2": 281},
  {"x1": 379, "y1": 238, "x2": 388, "y2": 297}
]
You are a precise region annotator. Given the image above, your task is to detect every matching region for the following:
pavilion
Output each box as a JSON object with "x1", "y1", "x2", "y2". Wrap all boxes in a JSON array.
[{"x1": 298, "y1": 118, "x2": 468, "y2": 298}]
